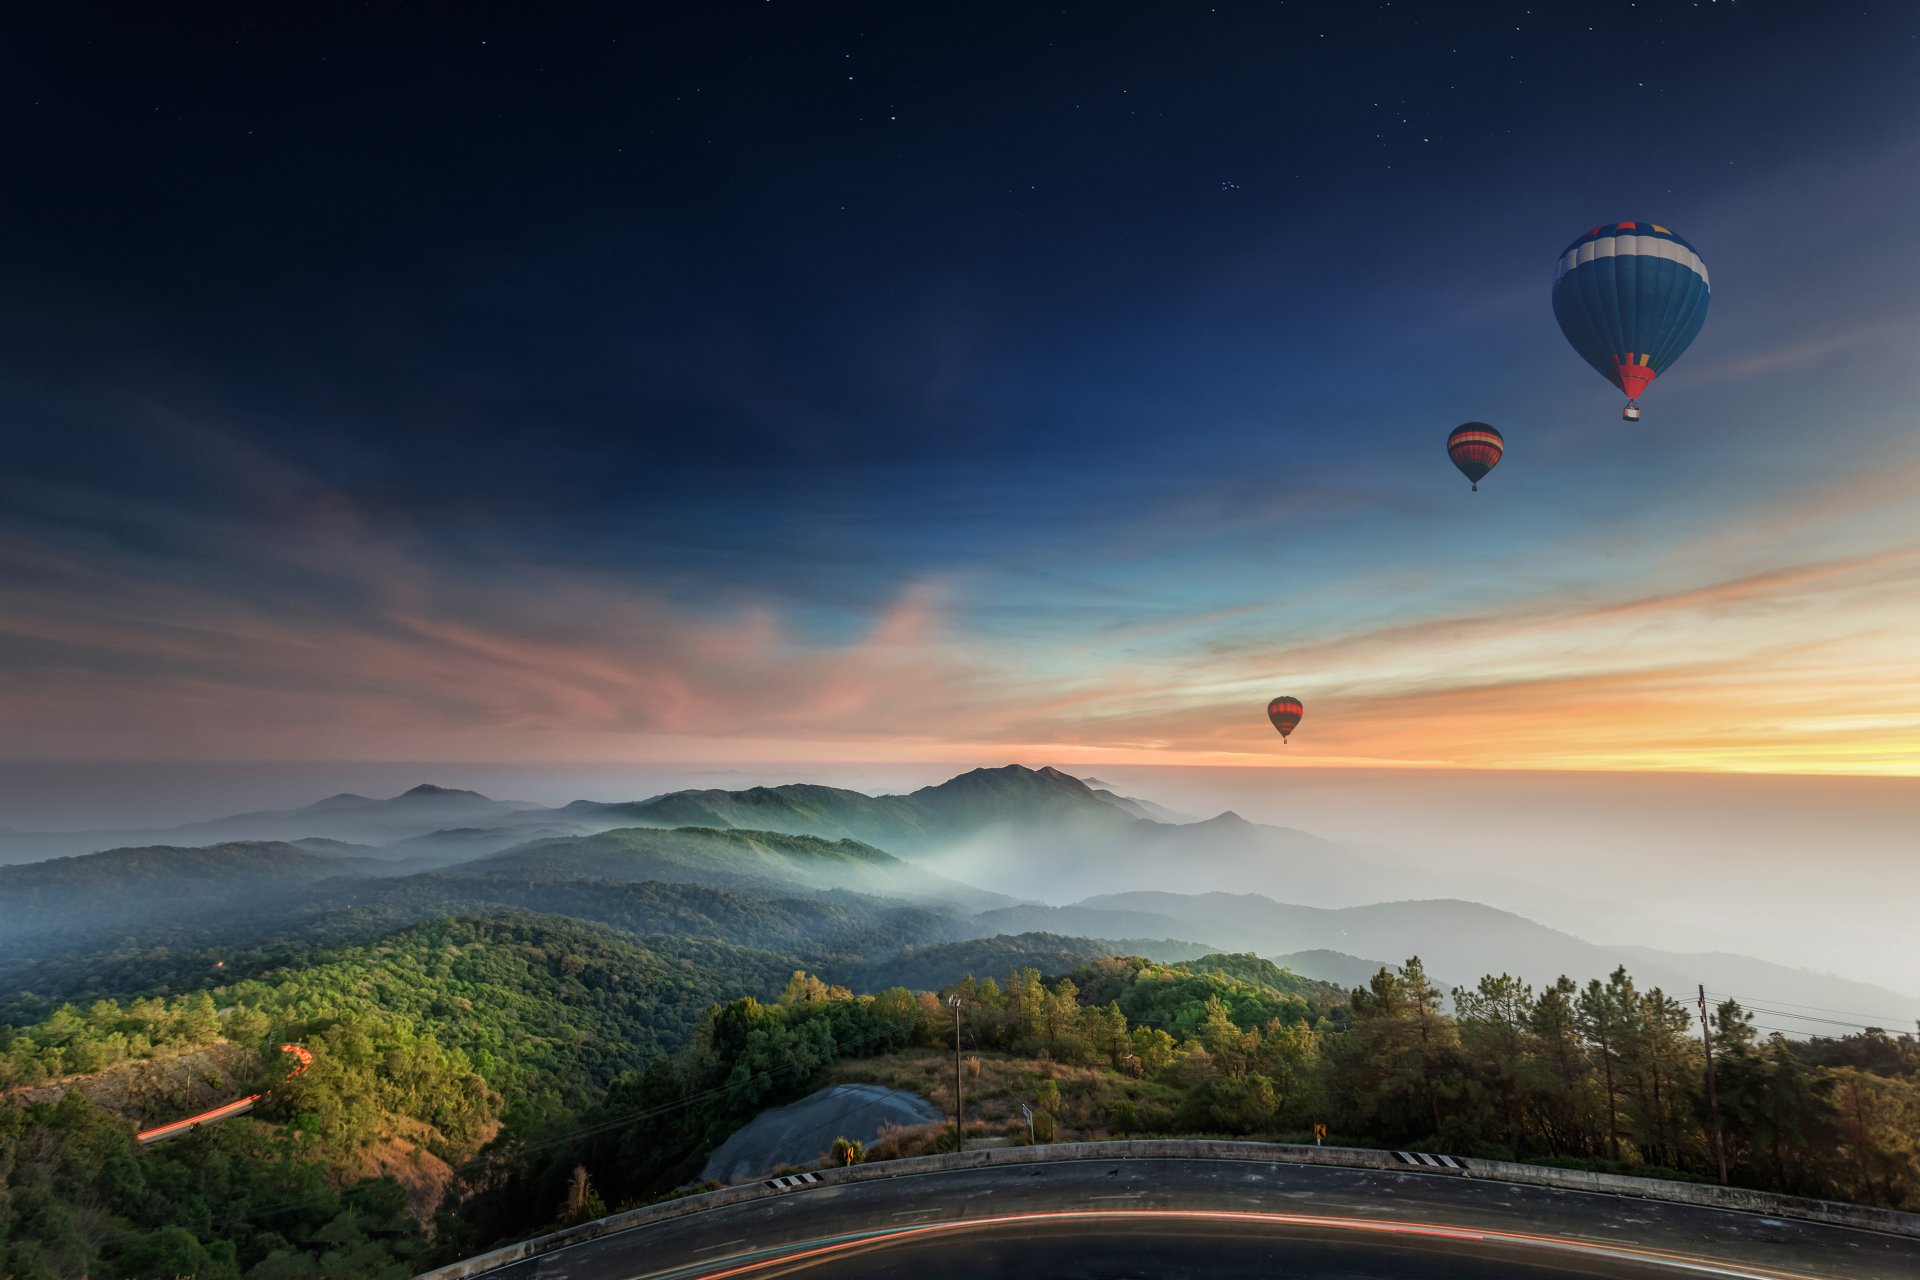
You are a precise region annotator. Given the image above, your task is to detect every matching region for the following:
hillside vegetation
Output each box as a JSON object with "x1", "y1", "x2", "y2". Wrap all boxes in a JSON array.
[
  {"x1": 0, "y1": 843, "x2": 386, "y2": 954},
  {"x1": 843, "y1": 932, "x2": 1214, "y2": 991},
  {"x1": 5, "y1": 769, "x2": 1919, "y2": 1278},
  {"x1": 0, "y1": 826, "x2": 994, "y2": 1023},
  {"x1": 461, "y1": 825, "x2": 1001, "y2": 906},
  {"x1": 7, "y1": 931, "x2": 1920, "y2": 1280},
  {"x1": 1, "y1": 911, "x2": 800, "y2": 1278},
  {"x1": 573, "y1": 764, "x2": 1141, "y2": 853},
  {"x1": 437, "y1": 951, "x2": 1920, "y2": 1255}
]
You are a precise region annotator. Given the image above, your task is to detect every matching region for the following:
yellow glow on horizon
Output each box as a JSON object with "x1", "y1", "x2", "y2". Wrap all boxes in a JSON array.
[{"x1": 8, "y1": 445, "x2": 1919, "y2": 778}]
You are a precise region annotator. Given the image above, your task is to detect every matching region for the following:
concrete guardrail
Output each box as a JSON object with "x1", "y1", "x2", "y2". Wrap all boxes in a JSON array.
[{"x1": 415, "y1": 1138, "x2": 1920, "y2": 1279}]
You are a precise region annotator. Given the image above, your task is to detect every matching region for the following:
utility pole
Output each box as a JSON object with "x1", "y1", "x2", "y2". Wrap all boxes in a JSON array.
[
  {"x1": 1697, "y1": 984, "x2": 1729, "y2": 1186},
  {"x1": 947, "y1": 994, "x2": 965, "y2": 1153}
]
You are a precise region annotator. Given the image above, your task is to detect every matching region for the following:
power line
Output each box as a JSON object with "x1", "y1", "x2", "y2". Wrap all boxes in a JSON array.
[
  {"x1": 1703, "y1": 991, "x2": 1915, "y2": 1028},
  {"x1": 1733, "y1": 1017, "x2": 1899, "y2": 1039},
  {"x1": 1735, "y1": 1007, "x2": 1893, "y2": 1032}
]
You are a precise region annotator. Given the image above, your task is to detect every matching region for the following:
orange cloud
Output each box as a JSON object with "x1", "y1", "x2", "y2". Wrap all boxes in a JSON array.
[
  {"x1": 7, "y1": 525, "x2": 1917, "y2": 772},
  {"x1": 6, "y1": 415, "x2": 1920, "y2": 775}
]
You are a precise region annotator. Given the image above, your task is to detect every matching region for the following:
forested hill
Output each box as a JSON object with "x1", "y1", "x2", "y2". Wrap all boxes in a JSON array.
[
  {"x1": 1, "y1": 912, "x2": 799, "y2": 1104},
  {"x1": 0, "y1": 911, "x2": 804, "y2": 1279},
  {"x1": 0, "y1": 842, "x2": 389, "y2": 951},
  {"x1": 457, "y1": 825, "x2": 1011, "y2": 908},
  {"x1": 1180, "y1": 952, "x2": 1340, "y2": 997},
  {"x1": 1075, "y1": 892, "x2": 1920, "y2": 1024},
  {"x1": 0, "y1": 879, "x2": 969, "y2": 1028},
  {"x1": 568, "y1": 763, "x2": 1144, "y2": 851},
  {"x1": 0, "y1": 825, "x2": 1007, "y2": 1019},
  {"x1": 0, "y1": 783, "x2": 544, "y2": 862},
  {"x1": 7, "y1": 917, "x2": 1920, "y2": 1277},
  {"x1": 847, "y1": 932, "x2": 1216, "y2": 991},
  {"x1": 0, "y1": 763, "x2": 1155, "y2": 864},
  {"x1": 576, "y1": 784, "x2": 941, "y2": 851},
  {"x1": 376, "y1": 878, "x2": 969, "y2": 974},
  {"x1": 240, "y1": 913, "x2": 799, "y2": 1099}
]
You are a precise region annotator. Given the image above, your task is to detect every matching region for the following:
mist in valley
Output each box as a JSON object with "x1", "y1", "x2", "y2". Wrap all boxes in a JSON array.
[{"x1": 3, "y1": 759, "x2": 1912, "y2": 1001}]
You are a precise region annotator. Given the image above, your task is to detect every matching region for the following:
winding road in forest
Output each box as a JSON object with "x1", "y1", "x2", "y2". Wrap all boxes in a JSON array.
[{"x1": 443, "y1": 1157, "x2": 1918, "y2": 1280}]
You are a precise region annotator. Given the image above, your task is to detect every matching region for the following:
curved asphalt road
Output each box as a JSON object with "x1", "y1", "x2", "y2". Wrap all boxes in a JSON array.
[{"x1": 466, "y1": 1159, "x2": 1918, "y2": 1280}]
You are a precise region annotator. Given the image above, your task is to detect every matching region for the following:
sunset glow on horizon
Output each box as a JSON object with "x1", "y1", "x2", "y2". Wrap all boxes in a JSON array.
[
  {"x1": 7, "y1": 454, "x2": 1917, "y2": 776},
  {"x1": 3, "y1": 8, "x2": 1917, "y2": 780}
]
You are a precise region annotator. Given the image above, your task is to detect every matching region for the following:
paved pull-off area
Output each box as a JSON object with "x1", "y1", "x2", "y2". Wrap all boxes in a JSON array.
[
  {"x1": 698, "y1": 1084, "x2": 941, "y2": 1184},
  {"x1": 465, "y1": 1159, "x2": 1920, "y2": 1279}
]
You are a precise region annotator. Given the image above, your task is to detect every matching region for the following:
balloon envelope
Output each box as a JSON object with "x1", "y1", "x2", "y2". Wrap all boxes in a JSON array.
[
  {"x1": 1267, "y1": 696, "x2": 1303, "y2": 741},
  {"x1": 1551, "y1": 222, "x2": 1709, "y2": 415},
  {"x1": 1446, "y1": 422, "x2": 1503, "y2": 490}
]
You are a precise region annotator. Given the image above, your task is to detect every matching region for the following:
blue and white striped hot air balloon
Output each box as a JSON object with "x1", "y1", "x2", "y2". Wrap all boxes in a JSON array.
[{"x1": 1551, "y1": 222, "x2": 1710, "y2": 422}]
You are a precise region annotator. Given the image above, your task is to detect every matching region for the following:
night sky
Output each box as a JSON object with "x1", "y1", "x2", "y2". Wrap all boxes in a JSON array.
[{"x1": 4, "y1": 2, "x2": 1918, "y2": 771}]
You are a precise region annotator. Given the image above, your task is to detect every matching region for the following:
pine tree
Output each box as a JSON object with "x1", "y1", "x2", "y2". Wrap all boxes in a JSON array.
[
  {"x1": 1401, "y1": 957, "x2": 1452, "y2": 1136},
  {"x1": 1528, "y1": 976, "x2": 1591, "y2": 1155},
  {"x1": 1454, "y1": 973, "x2": 1534, "y2": 1153},
  {"x1": 1579, "y1": 976, "x2": 1623, "y2": 1160}
]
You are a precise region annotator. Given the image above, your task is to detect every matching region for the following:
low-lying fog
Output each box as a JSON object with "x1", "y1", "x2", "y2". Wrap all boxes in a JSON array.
[{"x1": 2, "y1": 760, "x2": 1913, "y2": 997}]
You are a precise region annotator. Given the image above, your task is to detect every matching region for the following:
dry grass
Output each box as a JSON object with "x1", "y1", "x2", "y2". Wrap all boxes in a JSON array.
[
  {"x1": 867, "y1": 1120, "x2": 957, "y2": 1161},
  {"x1": 337, "y1": 1118, "x2": 455, "y2": 1224}
]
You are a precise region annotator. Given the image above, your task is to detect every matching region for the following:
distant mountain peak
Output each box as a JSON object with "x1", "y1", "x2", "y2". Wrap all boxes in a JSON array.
[
  {"x1": 936, "y1": 763, "x2": 1090, "y2": 790},
  {"x1": 396, "y1": 784, "x2": 486, "y2": 800},
  {"x1": 912, "y1": 764, "x2": 1110, "y2": 804},
  {"x1": 1199, "y1": 810, "x2": 1252, "y2": 827},
  {"x1": 302, "y1": 792, "x2": 376, "y2": 811}
]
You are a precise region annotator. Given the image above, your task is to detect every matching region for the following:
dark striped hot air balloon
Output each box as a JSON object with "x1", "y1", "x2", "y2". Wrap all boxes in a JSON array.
[
  {"x1": 1446, "y1": 422, "x2": 1503, "y2": 491},
  {"x1": 1552, "y1": 222, "x2": 1710, "y2": 422},
  {"x1": 1267, "y1": 696, "x2": 1303, "y2": 743}
]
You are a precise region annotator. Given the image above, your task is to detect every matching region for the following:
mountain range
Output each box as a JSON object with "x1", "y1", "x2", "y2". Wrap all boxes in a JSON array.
[
  {"x1": 0, "y1": 765, "x2": 1143, "y2": 863},
  {"x1": 0, "y1": 766, "x2": 1612, "y2": 928},
  {"x1": 2, "y1": 764, "x2": 1913, "y2": 1028}
]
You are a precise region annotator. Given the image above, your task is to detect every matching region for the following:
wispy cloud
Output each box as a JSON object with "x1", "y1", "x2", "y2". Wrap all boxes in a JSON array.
[
  {"x1": 1682, "y1": 325, "x2": 1889, "y2": 385},
  {"x1": 5, "y1": 390, "x2": 1920, "y2": 774}
]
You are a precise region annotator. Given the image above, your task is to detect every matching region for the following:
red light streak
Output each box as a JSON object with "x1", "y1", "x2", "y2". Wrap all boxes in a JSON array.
[
  {"x1": 679, "y1": 1208, "x2": 1825, "y2": 1280},
  {"x1": 136, "y1": 1042, "x2": 312, "y2": 1143}
]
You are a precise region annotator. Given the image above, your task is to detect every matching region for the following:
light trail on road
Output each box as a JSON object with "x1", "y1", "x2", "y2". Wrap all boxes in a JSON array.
[{"x1": 658, "y1": 1208, "x2": 1835, "y2": 1280}]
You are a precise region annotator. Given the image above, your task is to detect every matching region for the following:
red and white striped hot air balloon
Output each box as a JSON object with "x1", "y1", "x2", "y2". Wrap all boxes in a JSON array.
[{"x1": 1447, "y1": 422, "x2": 1504, "y2": 492}]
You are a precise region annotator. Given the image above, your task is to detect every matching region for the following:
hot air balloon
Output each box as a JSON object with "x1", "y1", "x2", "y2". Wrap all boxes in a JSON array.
[
  {"x1": 1267, "y1": 696, "x2": 1303, "y2": 743},
  {"x1": 1552, "y1": 222, "x2": 1709, "y2": 421},
  {"x1": 1446, "y1": 422, "x2": 1503, "y2": 491}
]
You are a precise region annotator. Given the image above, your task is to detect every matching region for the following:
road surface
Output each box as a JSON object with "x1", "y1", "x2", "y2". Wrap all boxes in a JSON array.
[{"x1": 460, "y1": 1158, "x2": 1918, "y2": 1279}]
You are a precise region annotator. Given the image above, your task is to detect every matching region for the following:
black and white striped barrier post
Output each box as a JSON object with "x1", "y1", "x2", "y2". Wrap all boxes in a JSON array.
[
  {"x1": 764, "y1": 1172, "x2": 822, "y2": 1191},
  {"x1": 1393, "y1": 1151, "x2": 1467, "y2": 1171}
]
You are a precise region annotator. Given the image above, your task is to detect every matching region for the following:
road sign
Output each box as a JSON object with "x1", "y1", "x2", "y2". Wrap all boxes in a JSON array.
[{"x1": 1314, "y1": 1124, "x2": 1327, "y2": 1145}]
